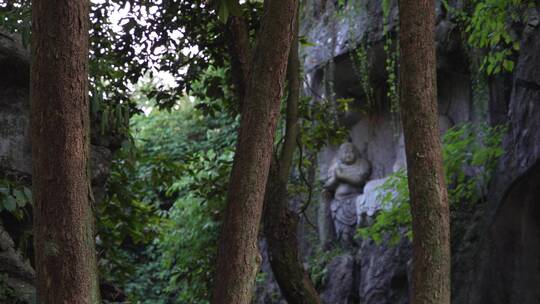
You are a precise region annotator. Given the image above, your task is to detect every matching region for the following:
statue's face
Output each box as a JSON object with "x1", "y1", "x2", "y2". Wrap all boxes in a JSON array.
[{"x1": 339, "y1": 143, "x2": 356, "y2": 164}]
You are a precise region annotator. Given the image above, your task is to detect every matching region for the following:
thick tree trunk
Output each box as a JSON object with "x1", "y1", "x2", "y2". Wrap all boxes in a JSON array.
[
  {"x1": 31, "y1": 1, "x2": 100, "y2": 303},
  {"x1": 398, "y1": 1, "x2": 451, "y2": 304},
  {"x1": 211, "y1": 0, "x2": 298, "y2": 303},
  {"x1": 264, "y1": 14, "x2": 321, "y2": 303}
]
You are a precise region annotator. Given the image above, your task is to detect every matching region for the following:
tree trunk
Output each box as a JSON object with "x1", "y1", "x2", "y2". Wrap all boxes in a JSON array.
[
  {"x1": 226, "y1": 15, "x2": 251, "y2": 110},
  {"x1": 263, "y1": 12, "x2": 321, "y2": 303},
  {"x1": 211, "y1": 0, "x2": 298, "y2": 303},
  {"x1": 398, "y1": 1, "x2": 451, "y2": 304},
  {"x1": 264, "y1": 169, "x2": 321, "y2": 304},
  {"x1": 31, "y1": 1, "x2": 100, "y2": 303}
]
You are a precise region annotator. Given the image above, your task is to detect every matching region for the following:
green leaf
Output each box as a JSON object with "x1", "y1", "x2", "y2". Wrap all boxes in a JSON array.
[
  {"x1": 502, "y1": 60, "x2": 514, "y2": 72},
  {"x1": 13, "y1": 189, "x2": 27, "y2": 207},
  {"x1": 299, "y1": 36, "x2": 317, "y2": 47},
  {"x1": 4, "y1": 196, "x2": 17, "y2": 212},
  {"x1": 486, "y1": 61, "x2": 495, "y2": 75},
  {"x1": 217, "y1": 2, "x2": 229, "y2": 23}
]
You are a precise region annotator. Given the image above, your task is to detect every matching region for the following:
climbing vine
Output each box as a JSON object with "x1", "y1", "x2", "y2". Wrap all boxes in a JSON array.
[
  {"x1": 350, "y1": 43, "x2": 375, "y2": 108},
  {"x1": 382, "y1": 0, "x2": 400, "y2": 114}
]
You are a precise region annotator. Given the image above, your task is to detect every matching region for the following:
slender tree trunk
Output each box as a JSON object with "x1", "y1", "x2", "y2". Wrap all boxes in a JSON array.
[
  {"x1": 398, "y1": 1, "x2": 451, "y2": 303},
  {"x1": 31, "y1": 1, "x2": 100, "y2": 303},
  {"x1": 211, "y1": 0, "x2": 298, "y2": 303},
  {"x1": 263, "y1": 11, "x2": 321, "y2": 302},
  {"x1": 264, "y1": 172, "x2": 321, "y2": 304}
]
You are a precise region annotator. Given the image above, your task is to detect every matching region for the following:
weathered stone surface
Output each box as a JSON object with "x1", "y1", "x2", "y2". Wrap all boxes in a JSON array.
[
  {"x1": 0, "y1": 82, "x2": 31, "y2": 176},
  {"x1": 357, "y1": 236, "x2": 411, "y2": 304},
  {"x1": 0, "y1": 30, "x2": 30, "y2": 87},
  {"x1": 452, "y1": 18, "x2": 540, "y2": 304},
  {"x1": 356, "y1": 177, "x2": 391, "y2": 227},
  {"x1": 320, "y1": 254, "x2": 357, "y2": 304},
  {"x1": 0, "y1": 31, "x2": 31, "y2": 177}
]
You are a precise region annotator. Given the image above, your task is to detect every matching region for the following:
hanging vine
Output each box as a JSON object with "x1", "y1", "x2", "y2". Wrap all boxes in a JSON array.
[{"x1": 382, "y1": 0, "x2": 400, "y2": 115}]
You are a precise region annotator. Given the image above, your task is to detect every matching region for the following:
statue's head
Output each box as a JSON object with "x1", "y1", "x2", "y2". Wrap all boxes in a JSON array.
[{"x1": 338, "y1": 142, "x2": 357, "y2": 165}]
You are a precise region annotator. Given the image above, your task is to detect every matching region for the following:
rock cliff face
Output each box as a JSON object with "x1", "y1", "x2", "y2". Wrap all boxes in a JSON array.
[
  {"x1": 451, "y1": 13, "x2": 540, "y2": 303},
  {"x1": 258, "y1": 1, "x2": 540, "y2": 303}
]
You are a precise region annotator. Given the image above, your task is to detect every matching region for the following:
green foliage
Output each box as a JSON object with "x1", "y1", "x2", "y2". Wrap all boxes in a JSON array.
[
  {"x1": 97, "y1": 65, "x2": 238, "y2": 302},
  {"x1": 381, "y1": 0, "x2": 399, "y2": 114},
  {"x1": 443, "y1": 0, "x2": 533, "y2": 75},
  {"x1": 216, "y1": 0, "x2": 242, "y2": 23},
  {"x1": 443, "y1": 123, "x2": 506, "y2": 203},
  {"x1": 350, "y1": 44, "x2": 375, "y2": 108},
  {"x1": 159, "y1": 196, "x2": 222, "y2": 303},
  {"x1": 0, "y1": 274, "x2": 17, "y2": 304},
  {"x1": 465, "y1": 0, "x2": 529, "y2": 74},
  {"x1": 384, "y1": 37, "x2": 399, "y2": 114},
  {"x1": 158, "y1": 117, "x2": 235, "y2": 302},
  {"x1": 357, "y1": 169, "x2": 411, "y2": 245},
  {"x1": 307, "y1": 247, "x2": 343, "y2": 289},
  {"x1": 0, "y1": 2, "x2": 31, "y2": 46},
  {"x1": 358, "y1": 123, "x2": 506, "y2": 244},
  {"x1": 0, "y1": 179, "x2": 31, "y2": 220},
  {"x1": 190, "y1": 66, "x2": 237, "y2": 116},
  {"x1": 300, "y1": 95, "x2": 348, "y2": 151}
]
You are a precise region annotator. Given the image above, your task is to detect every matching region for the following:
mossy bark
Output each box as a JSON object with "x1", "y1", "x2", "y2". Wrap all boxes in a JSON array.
[
  {"x1": 31, "y1": 1, "x2": 100, "y2": 303},
  {"x1": 398, "y1": 0, "x2": 451, "y2": 303},
  {"x1": 210, "y1": 0, "x2": 298, "y2": 303}
]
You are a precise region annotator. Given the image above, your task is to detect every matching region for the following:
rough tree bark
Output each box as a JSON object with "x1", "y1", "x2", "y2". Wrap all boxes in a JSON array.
[
  {"x1": 226, "y1": 15, "x2": 250, "y2": 110},
  {"x1": 263, "y1": 11, "x2": 321, "y2": 303},
  {"x1": 398, "y1": 0, "x2": 451, "y2": 304},
  {"x1": 31, "y1": 1, "x2": 100, "y2": 303},
  {"x1": 211, "y1": 0, "x2": 298, "y2": 303},
  {"x1": 224, "y1": 4, "x2": 320, "y2": 302}
]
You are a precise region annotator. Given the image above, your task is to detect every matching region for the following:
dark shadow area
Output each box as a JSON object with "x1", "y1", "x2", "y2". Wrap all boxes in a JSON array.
[{"x1": 483, "y1": 160, "x2": 540, "y2": 304}]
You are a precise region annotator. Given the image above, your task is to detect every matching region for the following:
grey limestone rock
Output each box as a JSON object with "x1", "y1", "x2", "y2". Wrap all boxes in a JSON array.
[
  {"x1": 320, "y1": 254, "x2": 357, "y2": 304},
  {"x1": 357, "y1": 236, "x2": 411, "y2": 304}
]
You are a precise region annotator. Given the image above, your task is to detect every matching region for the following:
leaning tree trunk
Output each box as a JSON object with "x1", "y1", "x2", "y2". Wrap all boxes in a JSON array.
[
  {"x1": 264, "y1": 168, "x2": 321, "y2": 304},
  {"x1": 31, "y1": 1, "x2": 100, "y2": 303},
  {"x1": 211, "y1": 0, "x2": 298, "y2": 303},
  {"x1": 264, "y1": 11, "x2": 321, "y2": 303},
  {"x1": 398, "y1": 0, "x2": 451, "y2": 303}
]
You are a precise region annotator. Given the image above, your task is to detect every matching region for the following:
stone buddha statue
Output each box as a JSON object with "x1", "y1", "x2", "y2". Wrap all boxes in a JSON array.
[{"x1": 323, "y1": 142, "x2": 371, "y2": 244}]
